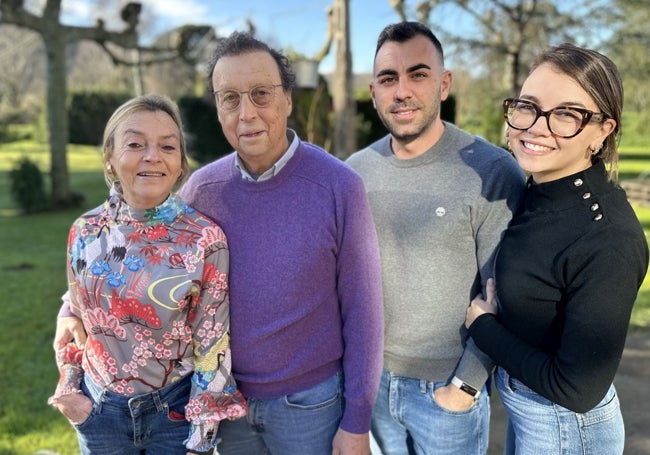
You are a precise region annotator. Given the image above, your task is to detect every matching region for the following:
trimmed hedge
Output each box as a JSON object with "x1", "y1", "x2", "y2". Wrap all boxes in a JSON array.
[
  {"x1": 68, "y1": 92, "x2": 131, "y2": 145},
  {"x1": 65, "y1": 89, "x2": 455, "y2": 164},
  {"x1": 356, "y1": 94, "x2": 456, "y2": 148},
  {"x1": 177, "y1": 96, "x2": 232, "y2": 165}
]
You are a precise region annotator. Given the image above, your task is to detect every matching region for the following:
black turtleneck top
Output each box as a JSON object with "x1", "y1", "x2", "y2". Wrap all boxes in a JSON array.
[{"x1": 469, "y1": 160, "x2": 648, "y2": 413}]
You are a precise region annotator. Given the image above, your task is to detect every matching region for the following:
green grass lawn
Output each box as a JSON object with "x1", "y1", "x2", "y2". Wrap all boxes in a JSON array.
[
  {"x1": 1, "y1": 140, "x2": 650, "y2": 454},
  {"x1": 0, "y1": 143, "x2": 106, "y2": 455}
]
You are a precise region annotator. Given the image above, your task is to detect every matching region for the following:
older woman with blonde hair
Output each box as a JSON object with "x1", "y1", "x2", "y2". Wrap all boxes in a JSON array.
[{"x1": 49, "y1": 94, "x2": 246, "y2": 454}]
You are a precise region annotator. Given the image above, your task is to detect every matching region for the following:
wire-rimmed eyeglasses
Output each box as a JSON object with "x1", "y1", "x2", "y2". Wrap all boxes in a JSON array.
[
  {"x1": 213, "y1": 84, "x2": 283, "y2": 111},
  {"x1": 503, "y1": 98, "x2": 609, "y2": 139}
]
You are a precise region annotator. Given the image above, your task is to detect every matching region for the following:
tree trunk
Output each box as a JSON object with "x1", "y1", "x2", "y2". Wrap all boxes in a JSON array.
[
  {"x1": 44, "y1": 31, "x2": 71, "y2": 207},
  {"x1": 131, "y1": 48, "x2": 145, "y2": 96},
  {"x1": 332, "y1": 0, "x2": 356, "y2": 159}
]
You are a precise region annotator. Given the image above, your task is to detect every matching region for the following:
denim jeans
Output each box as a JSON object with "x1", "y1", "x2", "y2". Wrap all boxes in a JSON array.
[
  {"x1": 215, "y1": 371, "x2": 343, "y2": 455},
  {"x1": 496, "y1": 367, "x2": 625, "y2": 455},
  {"x1": 74, "y1": 373, "x2": 191, "y2": 454},
  {"x1": 371, "y1": 369, "x2": 490, "y2": 455}
]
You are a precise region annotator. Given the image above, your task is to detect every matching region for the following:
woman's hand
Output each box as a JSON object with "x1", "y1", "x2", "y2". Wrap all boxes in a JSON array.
[
  {"x1": 465, "y1": 278, "x2": 498, "y2": 328},
  {"x1": 53, "y1": 392, "x2": 93, "y2": 425}
]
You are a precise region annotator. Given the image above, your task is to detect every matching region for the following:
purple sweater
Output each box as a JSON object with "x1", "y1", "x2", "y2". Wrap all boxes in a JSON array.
[{"x1": 178, "y1": 139, "x2": 384, "y2": 434}]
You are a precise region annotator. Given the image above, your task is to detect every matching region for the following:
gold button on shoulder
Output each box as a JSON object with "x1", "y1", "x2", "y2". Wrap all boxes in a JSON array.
[
  {"x1": 591, "y1": 203, "x2": 600, "y2": 211},
  {"x1": 574, "y1": 178, "x2": 584, "y2": 187},
  {"x1": 582, "y1": 192, "x2": 591, "y2": 199},
  {"x1": 593, "y1": 213, "x2": 603, "y2": 221}
]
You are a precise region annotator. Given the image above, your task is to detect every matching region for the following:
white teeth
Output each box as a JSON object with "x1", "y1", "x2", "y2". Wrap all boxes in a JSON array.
[
  {"x1": 524, "y1": 142, "x2": 553, "y2": 152},
  {"x1": 138, "y1": 172, "x2": 164, "y2": 176}
]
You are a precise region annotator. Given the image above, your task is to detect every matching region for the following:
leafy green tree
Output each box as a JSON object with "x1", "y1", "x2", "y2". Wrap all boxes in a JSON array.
[{"x1": 606, "y1": 0, "x2": 650, "y2": 136}]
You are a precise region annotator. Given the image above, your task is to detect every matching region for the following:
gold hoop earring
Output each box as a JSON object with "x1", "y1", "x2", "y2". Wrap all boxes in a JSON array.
[{"x1": 591, "y1": 144, "x2": 603, "y2": 156}]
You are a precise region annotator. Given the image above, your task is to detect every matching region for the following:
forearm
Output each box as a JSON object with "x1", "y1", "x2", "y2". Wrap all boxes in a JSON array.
[
  {"x1": 452, "y1": 335, "x2": 494, "y2": 390},
  {"x1": 338, "y1": 180, "x2": 384, "y2": 433}
]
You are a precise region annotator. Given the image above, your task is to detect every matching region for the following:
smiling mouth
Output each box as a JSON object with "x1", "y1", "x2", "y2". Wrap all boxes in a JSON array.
[
  {"x1": 523, "y1": 141, "x2": 554, "y2": 153},
  {"x1": 240, "y1": 131, "x2": 263, "y2": 138},
  {"x1": 137, "y1": 172, "x2": 166, "y2": 177},
  {"x1": 391, "y1": 107, "x2": 417, "y2": 115}
]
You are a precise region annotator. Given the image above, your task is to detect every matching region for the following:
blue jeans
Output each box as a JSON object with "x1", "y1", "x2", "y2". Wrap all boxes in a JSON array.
[
  {"x1": 371, "y1": 369, "x2": 490, "y2": 455},
  {"x1": 74, "y1": 374, "x2": 192, "y2": 454},
  {"x1": 496, "y1": 367, "x2": 625, "y2": 455},
  {"x1": 215, "y1": 371, "x2": 343, "y2": 455}
]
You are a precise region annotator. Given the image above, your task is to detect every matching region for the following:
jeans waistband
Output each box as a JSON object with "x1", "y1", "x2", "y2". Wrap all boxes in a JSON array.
[{"x1": 83, "y1": 373, "x2": 192, "y2": 413}]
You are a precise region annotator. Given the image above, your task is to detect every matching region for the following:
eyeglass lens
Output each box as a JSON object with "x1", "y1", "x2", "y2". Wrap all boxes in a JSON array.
[
  {"x1": 217, "y1": 85, "x2": 278, "y2": 111},
  {"x1": 506, "y1": 99, "x2": 588, "y2": 137}
]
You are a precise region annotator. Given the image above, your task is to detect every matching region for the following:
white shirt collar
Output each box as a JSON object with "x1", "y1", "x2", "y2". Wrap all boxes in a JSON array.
[{"x1": 235, "y1": 129, "x2": 298, "y2": 182}]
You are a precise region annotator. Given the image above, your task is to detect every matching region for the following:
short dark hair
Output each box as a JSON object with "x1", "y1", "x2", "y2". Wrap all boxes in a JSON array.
[
  {"x1": 375, "y1": 21, "x2": 444, "y2": 66},
  {"x1": 206, "y1": 32, "x2": 296, "y2": 94}
]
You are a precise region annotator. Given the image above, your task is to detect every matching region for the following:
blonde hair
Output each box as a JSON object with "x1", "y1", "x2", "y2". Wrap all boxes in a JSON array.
[{"x1": 102, "y1": 94, "x2": 190, "y2": 189}]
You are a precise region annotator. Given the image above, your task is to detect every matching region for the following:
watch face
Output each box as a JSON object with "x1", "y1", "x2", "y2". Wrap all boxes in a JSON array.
[
  {"x1": 451, "y1": 376, "x2": 480, "y2": 397},
  {"x1": 460, "y1": 383, "x2": 479, "y2": 397}
]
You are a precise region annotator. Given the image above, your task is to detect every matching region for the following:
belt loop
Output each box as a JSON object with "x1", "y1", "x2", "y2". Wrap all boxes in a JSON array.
[
  {"x1": 152, "y1": 389, "x2": 164, "y2": 412},
  {"x1": 419, "y1": 379, "x2": 427, "y2": 394},
  {"x1": 96, "y1": 388, "x2": 105, "y2": 413}
]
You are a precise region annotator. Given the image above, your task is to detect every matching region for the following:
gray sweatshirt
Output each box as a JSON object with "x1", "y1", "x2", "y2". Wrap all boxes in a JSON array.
[{"x1": 347, "y1": 122, "x2": 525, "y2": 389}]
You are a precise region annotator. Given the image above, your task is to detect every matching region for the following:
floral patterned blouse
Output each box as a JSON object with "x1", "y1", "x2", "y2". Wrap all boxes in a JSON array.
[{"x1": 50, "y1": 188, "x2": 246, "y2": 450}]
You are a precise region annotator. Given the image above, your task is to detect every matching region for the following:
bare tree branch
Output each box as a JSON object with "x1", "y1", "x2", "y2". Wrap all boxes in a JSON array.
[
  {"x1": 0, "y1": 0, "x2": 215, "y2": 207},
  {"x1": 313, "y1": 5, "x2": 334, "y2": 63},
  {"x1": 390, "y1": 0, "x2": 408, "y2": 21}
]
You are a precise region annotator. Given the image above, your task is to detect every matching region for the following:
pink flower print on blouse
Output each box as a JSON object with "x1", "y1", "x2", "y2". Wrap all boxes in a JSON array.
[
  {"x1": 182, "y1": 251, "x2": 199, "y2": 273},
  {"x1": 85, "y1": 307, "x2": 127, "y2": 340},
  {"x1": 85, "y1": 337, "x2": 120, "y2": 378},
  {"x1": 202, "y1": 263, "x2": 228, "y2": 300},
  {"x1": 197, "y1": 225, "x2": 228, "y2": 251}
]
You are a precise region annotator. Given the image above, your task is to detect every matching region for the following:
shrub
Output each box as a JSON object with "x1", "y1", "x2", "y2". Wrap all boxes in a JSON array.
[{"x1": 9, "y1": 157, "x2": 48, "y2": 214}]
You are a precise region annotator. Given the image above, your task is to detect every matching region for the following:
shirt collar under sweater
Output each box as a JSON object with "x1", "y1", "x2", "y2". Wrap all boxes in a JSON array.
[
  {"x1": 524, "y1": 159, "x2": 612, "y2": 214},
  {"x1": 235, "y1": 129, "x2": 299, "y2": 181},
  {"x1": 107, "y1": 185, "x2": 189, "y2": 225}
]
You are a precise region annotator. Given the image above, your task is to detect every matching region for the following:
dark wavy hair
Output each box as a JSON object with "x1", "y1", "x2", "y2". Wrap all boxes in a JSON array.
[{"x1": 206, "y1": 31, "x2": 296, "y2": 94}]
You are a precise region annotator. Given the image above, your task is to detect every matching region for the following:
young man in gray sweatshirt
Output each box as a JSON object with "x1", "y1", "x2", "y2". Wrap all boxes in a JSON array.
[{"x1": 347, "y1": 22, "x2": 525, "y2": 454}]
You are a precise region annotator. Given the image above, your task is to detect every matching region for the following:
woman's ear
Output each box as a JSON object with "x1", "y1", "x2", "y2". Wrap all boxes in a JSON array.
[{"x1": 597, "y1": 118, "x2": 616, "y2": 144}]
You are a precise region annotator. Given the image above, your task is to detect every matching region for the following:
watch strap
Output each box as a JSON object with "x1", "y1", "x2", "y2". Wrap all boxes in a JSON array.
[{"x1": 451, "y1": 376, "x2": 481, "y2": 398}]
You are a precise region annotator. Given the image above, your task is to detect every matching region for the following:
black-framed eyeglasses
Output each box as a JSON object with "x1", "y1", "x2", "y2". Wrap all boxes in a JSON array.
[
  {"x1": 213, "y1": 84, "x2": 283, "y2": 111},
  {"x1": 503, "y1": 98, "x2": 608, "y2": 139}
]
